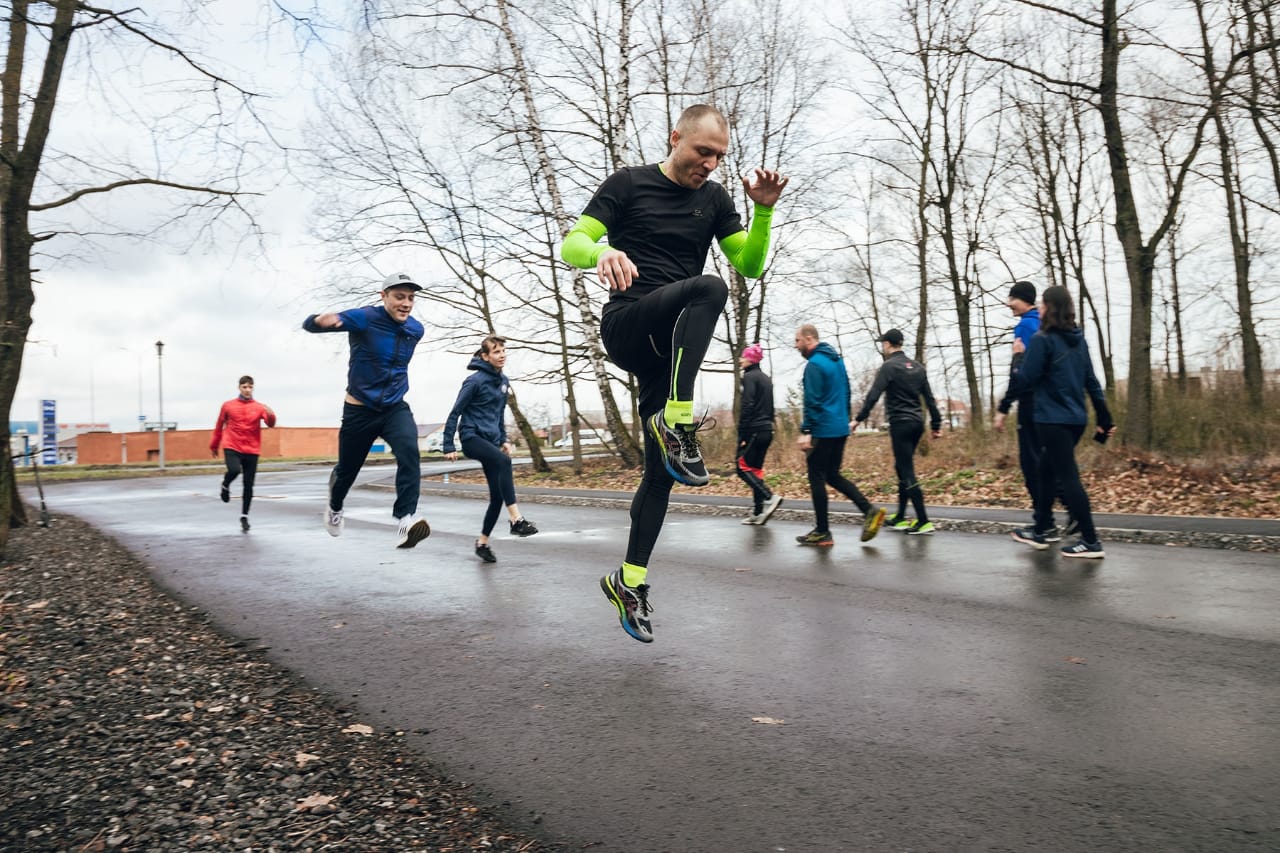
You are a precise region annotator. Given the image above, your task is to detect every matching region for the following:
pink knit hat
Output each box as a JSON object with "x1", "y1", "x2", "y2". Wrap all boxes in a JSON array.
[{"x1": 742, "y1": 343, "x2": 764, "y2": 364}]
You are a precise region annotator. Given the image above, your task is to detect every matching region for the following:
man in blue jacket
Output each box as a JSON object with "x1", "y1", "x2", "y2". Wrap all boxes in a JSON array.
[
  {"x1": 793, "y1": 324, "x2": 886, "y2": 546},
  {"x1": 303, "y1": 272, "x2": 431, "y2": 549}
]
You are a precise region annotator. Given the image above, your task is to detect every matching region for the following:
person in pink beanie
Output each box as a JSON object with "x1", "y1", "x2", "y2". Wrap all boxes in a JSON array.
[{"x1": 736, "y1": 343, "x2": 782, "y2": 525}]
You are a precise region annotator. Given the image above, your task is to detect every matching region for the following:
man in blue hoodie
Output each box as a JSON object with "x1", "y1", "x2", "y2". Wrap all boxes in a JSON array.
[
  {"x1": 793, "y1": 324, "x2": 886, "y2": 546},
  {"x1": 303, "y1": 272, "x2": 431, "y2": 550}
]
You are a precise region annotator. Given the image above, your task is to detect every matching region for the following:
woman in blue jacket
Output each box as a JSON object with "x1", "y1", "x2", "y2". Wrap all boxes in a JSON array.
[
  {"x1": 996, "y1": 286, "x2": 1115, "y2": 558},
  {"x1": 444, "y1": 336, "x2": 538, "y2": 562}
]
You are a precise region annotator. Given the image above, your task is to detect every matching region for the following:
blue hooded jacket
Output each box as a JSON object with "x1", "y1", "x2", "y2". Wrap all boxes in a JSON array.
[
  {"x1": 999, "y1": 326, "x2": 1112, "y2": 428},
  {"x1": 801, "y1": 341, "x2": 852, "y2": 438},
  {"x1": 442, "y1": 356, "x2": 510, "y2": 452},
  {"x1": 302, "y1": 305, "x2": 424, "y2": 411}
]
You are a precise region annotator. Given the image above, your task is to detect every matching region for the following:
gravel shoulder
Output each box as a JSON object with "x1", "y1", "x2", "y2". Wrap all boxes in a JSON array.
[{"x1": 0, "y1": 513, "x2": 567, "y2": 853}]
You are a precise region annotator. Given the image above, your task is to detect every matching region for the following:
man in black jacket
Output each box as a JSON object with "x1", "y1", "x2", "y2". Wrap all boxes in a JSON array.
[
  {"x1": 736, "y1": 343, "x2": 782, "y2": 525},
  {"x1": 854, "y1": 329, "x2": 943, "y2": 534}
]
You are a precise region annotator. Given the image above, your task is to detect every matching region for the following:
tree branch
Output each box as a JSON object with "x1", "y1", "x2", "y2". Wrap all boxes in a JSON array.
[{"x1": 30, "y1": 178, "x2": 255, "y2": 211}]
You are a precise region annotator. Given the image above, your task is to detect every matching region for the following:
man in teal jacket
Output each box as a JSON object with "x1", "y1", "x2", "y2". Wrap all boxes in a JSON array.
[{"x1": 794, "y1": 324, "x2": 885, "y2": 546}]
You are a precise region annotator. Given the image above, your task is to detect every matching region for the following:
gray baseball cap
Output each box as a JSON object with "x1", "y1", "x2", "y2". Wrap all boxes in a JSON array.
[{"x1": 381, "y1": 272, "x2": 423, "y2": 292}]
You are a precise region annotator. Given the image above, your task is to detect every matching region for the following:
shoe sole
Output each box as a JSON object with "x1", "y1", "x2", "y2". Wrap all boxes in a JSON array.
[
  {"x1": 907, "y1": 527, "x2": 934, "y2": 535},
  {"x1": 647, "y1": 417, "x2": 710, "y2": 487},
  {"x1": 397, "y1": 518, "x2": 431, "y2": 549},
  {"x1": 1011, "y1": 531, "x2": 1049, "y2": 550},
  {"x1": 797, "y1": 539, "x2": 834, "y2": 547},
  {"x1": 757, "y1": 497, "x2": 783, "y2": 525},
  {"x1": 1062, "y1": 549, "x2": 1105, "y2": 559},
  {"x1": 599, "y1": 575, "x2": 653, "y2": 643},
  {"x1": 860, "y1": 507, "x2": 887, "y2": 542}
]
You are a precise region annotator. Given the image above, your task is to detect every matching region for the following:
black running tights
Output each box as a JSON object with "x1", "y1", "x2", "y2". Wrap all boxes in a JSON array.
[{"x1": 223, "y1": 450, "x2": 259, "y2": 516}]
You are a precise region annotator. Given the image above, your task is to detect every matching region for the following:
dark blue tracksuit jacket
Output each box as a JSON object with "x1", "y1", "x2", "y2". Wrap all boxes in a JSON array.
[
  {"x1": 303, "y1": 306, "x2": 425, "y2": 411},
  {"x1": 442, "y1": 356, "x2": 510, "y2": 453}
]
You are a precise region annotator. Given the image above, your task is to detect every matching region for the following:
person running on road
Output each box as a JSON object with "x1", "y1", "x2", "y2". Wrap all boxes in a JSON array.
[
  {"x1": 793, "y1": 324, "x2": 886, "y2": 547},
  {"x1": 442, "y1": 335, "x2": 539, "y2": 563},
  {"x1": 853, "y1": 330, "x2": 942, "y2": 535},
  {"x1": 735, "y1": 343, "x2": 782, "y2": 525},
  {"x1": 303, "y1": 272, "x2": 431, "y2": 549},
  {"x1": 995, "y1": 285, "x2": 1115, "y2": 558},
  {"x1": 210, "y1": 375, "x2": 276, "y2": 532},
  {"x1": 559, "y1": 103, "x2": 787, "y2": 643}
]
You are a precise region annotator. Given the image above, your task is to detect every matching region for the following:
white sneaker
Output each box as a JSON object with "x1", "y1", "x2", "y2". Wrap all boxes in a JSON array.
[
  {"x1": 757, "y1": 494, "x2": 784, "y2": 525},
  {"x1": 396, "y1": 514, "x2": 431, "y2": 549},
  {"x1": 740, "y1": 513, "x2": 761, "y2": 525},
  {"x1": 325, "y1": 507, "x2": 344, "y2": 537}
]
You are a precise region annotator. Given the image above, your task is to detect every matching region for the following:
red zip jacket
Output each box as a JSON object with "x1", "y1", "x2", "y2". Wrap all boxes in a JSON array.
[{"x1": 210, "y1": 397, "x2": 276, "y2": 455}]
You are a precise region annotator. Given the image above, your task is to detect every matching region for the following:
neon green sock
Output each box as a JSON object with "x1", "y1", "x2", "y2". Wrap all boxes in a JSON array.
[
  {"x1": 664, "y1": 399, "x2": 694, "y2": 429},
  {"x1": 621, "y1": 561, "x2": 648, "y2": 587}
]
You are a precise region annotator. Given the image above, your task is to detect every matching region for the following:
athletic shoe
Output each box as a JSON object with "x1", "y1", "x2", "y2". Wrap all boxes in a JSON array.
[
  {"x1": 757, "y1": 494, "x2": 783, "y2": 525},
  {"x1": 1062, "y1": 515, "x2": 1079, "y2": 537},
  {"x1": 325, "y1": 507, "x2": 344, "y2": 537},
  {"x1": 645, "y1": 411, "x2": 710, "y2": 487},
  {"x1": 796, "y1": 529, "x2": 834, "y2": 547},
  {"x1": 240, "y1": 515, "x2": 250, "y2": 532},
  {"x1": 475, "y1": 541, "x2": 497, "y2": 563},
  {"x1": 220, "y1": 484, "x2": 230, "y2": 503},
  {"x1": 1011, "y1": 527, "x2": 1049, "y2": 550},
  {"x1": 600, "y1": 568, "x2": 653, "y2": 643},
  {"x1": 740, "y1": 513, "x2": 761, "y2": 525},
  {"x1": 1043, "y1": 525, "x2": 1062, "y2": 542},
  {"x1": 509, "y1": 518, "x2": 539, "y2": 537},
  {"x1": 1061, "y1": 540, "x2": 1105, "y2": 559},
  {"x1": 396, "y1": 515, "x2": 431, "y2": 549},
  {"x1": 906, "y1": 520, "x2": 935, "y2": 535},
  {"x1": 860, "y1": 507, "x2": 887, "y2": 542}
]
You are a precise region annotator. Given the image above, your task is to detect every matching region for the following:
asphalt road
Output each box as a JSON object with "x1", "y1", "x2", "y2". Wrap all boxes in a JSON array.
[{"x1": 33, "y1": 467, "x2": 1280, "y2": 852}]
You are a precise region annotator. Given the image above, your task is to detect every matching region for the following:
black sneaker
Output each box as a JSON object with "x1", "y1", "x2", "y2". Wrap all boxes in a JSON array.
[
  {"x1": 646, "y1": 411, "x2": 710, "y2": 486},
  {"x1": 240, "y1": 515, "x2": 250, "y2": 532},
  {"x1": 1062, "y1": 515, "x2": 1079, "y2": 537},
  {"x1": 475, "y1": 541, "x2": 497, "y2": 563},
  {"x1": 509, "y1": 518, "x2": 538, "y2": 537},
  {"x1": 1061, "y1": 540, "x2": 1105, "y2": 559},
  {"x1": 1011, "y1": 526, "x2": 1049, "y2": 550},
  {"x1": 1043, "y1": 525, "x2": 1062, "y2": 542},
  {"x1": 796, "y1": 529, "x2": 834, "y2": 547},
  {"x1": 600, "y1": 568, "x2": 653, "y2": 643},
  {"x1": 220, "y1": 484, "x2": 230, "y2": 503}
]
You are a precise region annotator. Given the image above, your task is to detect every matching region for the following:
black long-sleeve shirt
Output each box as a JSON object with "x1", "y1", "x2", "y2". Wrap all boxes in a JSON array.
[{"x1": 855, "y1": 351, "x2": 942, "y2": 430}]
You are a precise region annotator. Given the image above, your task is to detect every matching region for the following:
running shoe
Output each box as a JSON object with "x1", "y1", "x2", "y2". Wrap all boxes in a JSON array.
[
  {"x1": 757, "y1": 494, "x2": 783, "y2": 525},
  {"x1": 600, "y1": 568, "x2": 653, "y2": 643},
  {"x1": 1043, "y1": 525, "x2": 1062, "y2": 542},
  {"x1": 509, "y1": 518, "x2": 539, "y2": 537},
  {"x1": 861, "y1": 507, "x2": 887, "y2": 542},
  {"x1": 1061, "y1": 540, "x2": 1105, "y2": 559},
  {"x1": 1011, "y1": 526, "x2": 1049, "y2": 550},
  {"x1": 740, "y1": 513, "x2": 761, "y2": 525},
  {"x1": 796, "y1": 529, "x2": 834, "y2": 547},
  {"x1": 396, "y1": 514, "x2": 431, "y2": 549},
  {"x1": 220, "y1": 484, "x2": 230, "y2": 503},
  {"x1": 889, "y1": 516, "x2": 914, "y2": 531},
  {"x1": 1062, "y1": 515, "x2": 1079, "y2": 537},
  {"x1": 240, "y1": 515, "x2": 250, "y2": 532},
  {"x1": 906, "y1": 521, "x2": 935, "y2": 535},
  {"x1": 475, "y1": 541, "x2": 497, "y2": 563},
  {"x1": 645, "y1": 411, "x2": 710, "y2": 486},
  {"x1": 325, "y1": 507, "x2": 344, "y2": 537}
]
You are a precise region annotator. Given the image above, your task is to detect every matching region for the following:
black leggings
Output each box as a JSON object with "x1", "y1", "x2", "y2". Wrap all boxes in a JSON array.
[
  {"x1": 462, "y1": 436, "x2": 516, "y2": 537},
  {"x1": 601, "y1": 274, "x2": 728, "y2": 567},
  {"x1": 1033, "y1": 423, "x2": 1098, "y2": 542},
  {"x1": 736, "y1": 430, "x2": 774, "y2": 513},
  {"x1": 806, "y1": 436, "x2": 872, "y2": 533},
  {"x1": 222, "y1": 450, "x2": 259, "y2": 516},
  {"x1": 889, "y1": 421, "x2": 928, "y2": 522}
]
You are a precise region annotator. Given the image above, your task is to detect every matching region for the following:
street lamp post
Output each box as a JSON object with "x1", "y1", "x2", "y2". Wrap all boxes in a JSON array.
[{"x1": 155, "y1": 340, "x2": 165, "y2": 470}]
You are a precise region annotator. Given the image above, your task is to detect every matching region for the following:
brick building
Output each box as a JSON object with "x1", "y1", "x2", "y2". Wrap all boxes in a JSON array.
[{"x1": 77, "y1": 428, "x2": 340, "y2": 465}]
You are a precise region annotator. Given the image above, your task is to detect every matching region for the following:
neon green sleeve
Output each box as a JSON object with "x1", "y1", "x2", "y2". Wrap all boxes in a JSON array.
[
  {"x1": 718, "y1": 204, "x2": 774, "y2": 279},
  {"x1": 560, "y1": 214, "x2": 611, "y2": 270}
]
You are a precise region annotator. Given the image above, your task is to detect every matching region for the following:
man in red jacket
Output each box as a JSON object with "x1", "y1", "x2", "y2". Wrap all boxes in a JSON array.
[{"x1": 210, "y1": 375, "x2": 277, "y2": 531}]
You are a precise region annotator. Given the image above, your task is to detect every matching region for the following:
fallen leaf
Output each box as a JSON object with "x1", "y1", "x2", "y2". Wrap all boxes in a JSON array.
[
  {"x1": 1063, "y1": 656, "x2": 1087, "y2": 665},
  {"x1": 25, "y1": 600, "x2": 49, "y2": 610},
  {"x1": 341, "y1": 723, "x2": 373, "y2": 735},
  {"x1": 751, "y1": 716, "x2": 786, "y2": 725},
  {"x1": 734, "y1": 567, "x2": 752, "y2": 572},
  {"x1": 295, "y1": 752, "x2": 321, "y2": 768},
  {"x1": 143, "y1": 710, "x2": 170, "y2": 720},
  {"x1": 176, "y1": 779, "x2": 194, "y2": 788},
  {"x1": 295, "y1": 793, "x2": 336, "y2": 811}
]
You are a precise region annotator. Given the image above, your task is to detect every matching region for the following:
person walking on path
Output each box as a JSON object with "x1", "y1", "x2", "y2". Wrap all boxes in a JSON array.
[
  {"x1": 1007, "y1": 280, "x2": 1075, "y2": 540},
  {"x1": 559, "y1": 103, "x2": 787, "y2": 642},
  {"x1": 853, "y1": 330, "x2": 942, "y2": 535},
  {"x1": 793, "y1": 324, "x2": 886, "y2": 547},
  {"x1": 442, "y1": 336, "x2": 539, "y2": 563},
  {"x1": 210, "y1": 375, "x2": 276, "y2": 532},
  {"x1": 303, "y1": 272, "x2": 431, "y2": 549},
  {"x1": 736, "y1": 343, "x2": 782, "y2": 526},
  {"x1": 995, "y1": 285, "x2": 1115, "y2": 558}
]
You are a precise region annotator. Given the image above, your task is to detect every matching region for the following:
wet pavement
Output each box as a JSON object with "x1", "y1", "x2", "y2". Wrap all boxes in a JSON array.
[{"x1": 32, "y1": 468, "x2": 1280, "y2": 852}]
